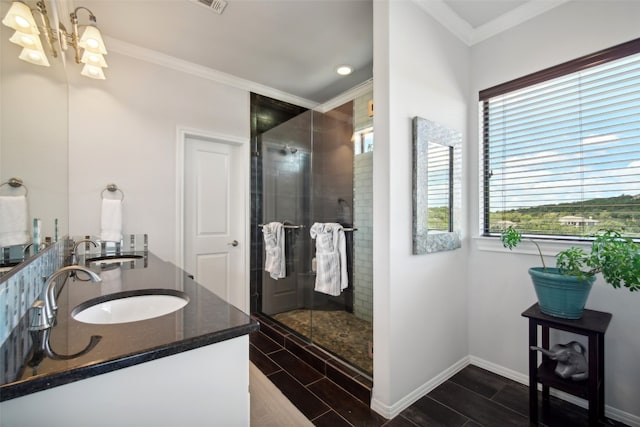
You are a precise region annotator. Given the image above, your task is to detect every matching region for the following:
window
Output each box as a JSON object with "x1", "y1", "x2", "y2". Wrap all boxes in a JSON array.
[
  {"x1": 481, "y1": 38, "x2": 640, "y2": 239},
  {"x1": 354, "y1": 127, "x2": 374, "y2": 154}
]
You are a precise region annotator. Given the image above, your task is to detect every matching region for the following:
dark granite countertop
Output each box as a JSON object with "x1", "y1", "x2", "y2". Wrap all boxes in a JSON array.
[{"x1": 0, "y1": 252, "x2": 259, "y2": 401}]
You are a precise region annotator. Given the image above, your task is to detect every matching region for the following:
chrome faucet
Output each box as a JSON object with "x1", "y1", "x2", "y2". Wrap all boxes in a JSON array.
[
  {"x1": 43, "y1": 265, "x2": 102, "y2": 326},
  {"x1": 23, "y1": 242, "x2": 47, "y2": 256},
  {"x1": 71, "y1": 239, "x2": 98, "y2": 264}
]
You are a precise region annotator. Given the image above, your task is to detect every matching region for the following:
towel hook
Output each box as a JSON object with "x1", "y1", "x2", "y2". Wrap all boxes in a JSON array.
[
  {"x1": 0, "y1": 177, "x2": 28, "y2": 196},
  {"x1": 101, "y1": 183, "x2": 124, "y2": 201}
]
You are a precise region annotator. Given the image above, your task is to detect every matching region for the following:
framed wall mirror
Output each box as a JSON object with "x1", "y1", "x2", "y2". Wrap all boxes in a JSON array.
[{"x1": 412, "y1": 116, "x2": 462, "y2": 254}]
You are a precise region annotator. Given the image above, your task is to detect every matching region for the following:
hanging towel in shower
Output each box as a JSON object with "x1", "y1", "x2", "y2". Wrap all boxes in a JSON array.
[
  {"x1": 101, "y1": 198, "x2": 123, "y2": 242},
  {"x1": 0, "y1": 195, "x2": 29, "y2": 247},
  {"x1": 263, "y1": 221, "x2": 286, "y2": 279},
  {"x1": 310, "y1": 222, "x2": 348, "y2": 296}
]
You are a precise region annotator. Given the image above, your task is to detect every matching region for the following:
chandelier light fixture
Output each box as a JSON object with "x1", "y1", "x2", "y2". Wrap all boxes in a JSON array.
[{"x1": 2, "y1": 1, "x2": 108, "y2": 79}]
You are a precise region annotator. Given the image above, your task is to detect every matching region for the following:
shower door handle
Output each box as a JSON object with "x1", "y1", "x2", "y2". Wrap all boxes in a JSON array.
[{"x1": 228, "y1": 240, "x2": 239, "y2": 247}]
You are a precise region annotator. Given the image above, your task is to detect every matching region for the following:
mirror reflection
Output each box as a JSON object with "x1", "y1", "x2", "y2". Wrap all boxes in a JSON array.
[
  {"x1": 0, "y1": 0, "x2": 69, "y2": 273},
  {"x1": 426, "y1": 141, "x2": 453, "y2": 233},
  {"x1": 412, "y1": 116, "x2": 462, "y2": 254}
]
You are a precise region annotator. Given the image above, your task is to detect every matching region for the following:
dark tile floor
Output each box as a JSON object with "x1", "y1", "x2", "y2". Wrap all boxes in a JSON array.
[
  {"x1": 250, "y1": 316, "x2": 629, "y2": 427},
  {"x1": 251, "y1": 313, "x2": 373, "y2": 407}
]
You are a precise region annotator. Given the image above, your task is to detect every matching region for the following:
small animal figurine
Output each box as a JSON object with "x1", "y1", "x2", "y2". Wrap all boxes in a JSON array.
[{"x1": 530, "y1": 341, "x2": 588, "y2": 381}]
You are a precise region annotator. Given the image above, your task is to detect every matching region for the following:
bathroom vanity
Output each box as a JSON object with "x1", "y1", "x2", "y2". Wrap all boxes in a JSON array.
[{"x1": 0, "y1": 252, "x2": 259, "y2": 426}]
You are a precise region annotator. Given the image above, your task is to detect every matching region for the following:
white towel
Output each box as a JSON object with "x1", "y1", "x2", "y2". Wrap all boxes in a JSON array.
[
  {"x1": 263, "y1": 222, "x2": 286, "y2": 279},
  {"x1": 310, "y1": 222, "x2": 348, "y2": 296},
  {"x1": 0, "y1": 195, "x2": 29, "y2": 247},
  {"x1": 101, "y1": 198, "x2": 122, "y2": 242}
]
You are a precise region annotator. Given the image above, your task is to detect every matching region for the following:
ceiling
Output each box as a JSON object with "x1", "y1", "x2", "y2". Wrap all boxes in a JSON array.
[
  {"x1": 73, "y1": 0, "x2": 565, "y2": 104},
  {"x1": 444, "y1": 0, "x2": 528, "y2": 27}
]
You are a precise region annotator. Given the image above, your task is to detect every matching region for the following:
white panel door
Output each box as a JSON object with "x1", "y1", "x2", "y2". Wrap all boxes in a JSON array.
[{"x1": 184, "y1": 136, "x2": 244, "y2": 311}]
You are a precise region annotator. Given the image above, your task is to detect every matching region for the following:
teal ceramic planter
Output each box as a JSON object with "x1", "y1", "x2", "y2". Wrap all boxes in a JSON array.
[{"x1": 528, "y1": 267, "x2": 596, "y2": 319}]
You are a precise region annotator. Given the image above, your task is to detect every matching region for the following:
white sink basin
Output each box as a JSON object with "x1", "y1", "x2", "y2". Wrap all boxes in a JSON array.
[{"x1": 72, "y1": 290, "x2": 189, "y2": 325}]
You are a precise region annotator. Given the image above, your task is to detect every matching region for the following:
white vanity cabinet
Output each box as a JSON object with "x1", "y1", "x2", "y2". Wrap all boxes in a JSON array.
[{"x1": 1, "y1": 335, "x2": 250, "y2": 427}]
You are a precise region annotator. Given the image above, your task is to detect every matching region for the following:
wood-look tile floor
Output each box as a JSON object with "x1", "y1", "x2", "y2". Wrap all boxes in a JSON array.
[
  {"x1": 251, "y1": 333, "x2": 630, "y2": 427},
  {"x1": 250, "y1": 362, "x2": 313, "y2": 426},
  {"x1": 392, "y1": 365, "x2": 628, "y2": 427}
]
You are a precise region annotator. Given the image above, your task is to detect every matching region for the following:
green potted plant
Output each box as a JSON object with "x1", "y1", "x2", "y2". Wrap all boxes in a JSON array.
[{"x1": 501, "y1": 227, "x2": 640, "y2": 319}]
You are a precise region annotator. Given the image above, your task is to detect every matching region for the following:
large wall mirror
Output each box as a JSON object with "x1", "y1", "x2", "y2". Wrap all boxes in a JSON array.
[
  {"x1": 0, "y1": 0, "x2": 69, "y2": 272},
  {"x1": 412, "y1": 116, "x2": 461, "y2": 254}
]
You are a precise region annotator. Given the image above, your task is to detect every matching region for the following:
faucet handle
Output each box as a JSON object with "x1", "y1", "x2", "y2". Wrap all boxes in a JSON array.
[{"x1": 29, "y1": 300, "x2": 51, "y2": 331}]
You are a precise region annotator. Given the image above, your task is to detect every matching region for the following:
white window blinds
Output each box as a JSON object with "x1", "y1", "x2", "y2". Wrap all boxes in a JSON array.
[{"x1": 481, "y1": 39, "x2": 640, "y2": 239}]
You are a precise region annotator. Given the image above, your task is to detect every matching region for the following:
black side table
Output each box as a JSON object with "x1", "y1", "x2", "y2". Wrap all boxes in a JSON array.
[{"x1": 522, "y1": 303, "x2": 612, "y2": 426}]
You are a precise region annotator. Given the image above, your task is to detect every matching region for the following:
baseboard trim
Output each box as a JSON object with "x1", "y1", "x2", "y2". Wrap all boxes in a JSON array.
[
  {"x1": 469, "y1": 355, "x2": 640, "y2": 427},
  {"x1": 468, "y1": 356, "x2": 529, "y2": 385},
  {"x1": 371, "y1": 356, "x2": 470, "y2": 419}
]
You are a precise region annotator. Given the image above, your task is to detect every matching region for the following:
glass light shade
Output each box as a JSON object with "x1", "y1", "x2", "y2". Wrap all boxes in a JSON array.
[
  {"x1": 81, "y1": 64, "x2": 106, "y2": 80},
  {"x1": 80, "y1": 51, "x2": 108, "y2": 68},
  {"x1": 2, "y1": 2, "x2": 39, "y2": 34},
  {"x1": 78, "y1": 25, "x2": 107, "y2": 55},
  {"x1": 18, "y1": 47, "x2": 50, "y2": 66},
  {"x1": 9, "y1": 30, "x2": 44, "y2": 50}
]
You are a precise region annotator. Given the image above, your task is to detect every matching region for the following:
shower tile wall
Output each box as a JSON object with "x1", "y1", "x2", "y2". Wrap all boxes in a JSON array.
[
  {"x1": 352, "y1": 91, "x2": 374, "y2": 323},
  {"x1": 353, "y1": 152, "x2": 373, "y2": 322},
  {"x1": 250, "y1": 149, "x2": 264, "y2": 313},
  {"x1": 312, "y1": 103, "x2": 354, "y2": 226},
  {"x1": 311, "y1": 103, "x2": 355, "y2": 311}
]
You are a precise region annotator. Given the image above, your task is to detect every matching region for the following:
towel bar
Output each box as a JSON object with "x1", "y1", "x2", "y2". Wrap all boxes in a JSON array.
[
  {"x1": 258, "y1": 223, "x2": 305, "y2": 230},
  {"x1": 101, "y1": 183, "x2": 124, "y2": 201},
  {"x1": 323, "y1": 226, "x2": 358, "y2": 232},
  {"x1": 258, "y1": 224, "x2": 357, "y2": 232},
  {"x1": 0, "y1": 177, "x2": 28, "y2": 196}
]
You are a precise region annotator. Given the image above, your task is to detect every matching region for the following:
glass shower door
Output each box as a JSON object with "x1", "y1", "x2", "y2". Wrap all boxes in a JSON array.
[
  {"x1": 260, "y1": 110, "x2": 313, "y2": 339},
  {"x1": 257, "y1": 99, "x2": 374, "y2": 376}
]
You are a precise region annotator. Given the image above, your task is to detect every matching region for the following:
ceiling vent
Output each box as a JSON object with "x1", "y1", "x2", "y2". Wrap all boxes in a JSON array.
[{"x1": 193, "y1": 0, "x2": 228, "y2": 15}]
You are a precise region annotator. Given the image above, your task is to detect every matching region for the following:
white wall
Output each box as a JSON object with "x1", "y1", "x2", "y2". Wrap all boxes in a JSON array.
[
  {"x1": 468, "y1": 1, "x2": 640, "y2": 421},
  {"x1": 67, "y1": 51, "x2": 250, "y2": 263},
  {"x1": 372, "y1": 0, "x2": 470, "y2": 417}
]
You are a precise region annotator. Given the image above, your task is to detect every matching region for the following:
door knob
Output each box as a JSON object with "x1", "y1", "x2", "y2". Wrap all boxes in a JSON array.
[{"x1": 229, "y1": 240, "x2": 238, "y2": 247}]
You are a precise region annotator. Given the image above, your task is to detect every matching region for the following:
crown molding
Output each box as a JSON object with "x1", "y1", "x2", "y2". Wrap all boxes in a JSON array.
[
  {"x1": 103, "y1": 36, "x2": 318, "y2": 109},
  {"x1": 413, "y1": 0, "x2": 570, "y2": 46},
  {"x1": 104, "y1": 36, "x2": 372, "y2": 113},
  {"x1": 316, "y1": 79, "x2": 373, "y2": 113},
  {"x1": 471, "y1": 0, "x2": 571, "y2": 45},
  {"x1": 413, "y1": 0, "x2": 474, "y2": 45}
]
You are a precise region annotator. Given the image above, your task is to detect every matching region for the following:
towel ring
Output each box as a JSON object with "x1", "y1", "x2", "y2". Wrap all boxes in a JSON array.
[
  {"x1": 0, "y1": 177, "x2": 28, "y2": 196},
  {"x1": 101, "y1": 183, "x2": 124, "y2": 201}
]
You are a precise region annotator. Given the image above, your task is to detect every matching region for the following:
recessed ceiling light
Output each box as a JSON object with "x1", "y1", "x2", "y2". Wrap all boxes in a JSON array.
[{"x1": 336, "y1": 65, "x2": 353, "y2": 76}]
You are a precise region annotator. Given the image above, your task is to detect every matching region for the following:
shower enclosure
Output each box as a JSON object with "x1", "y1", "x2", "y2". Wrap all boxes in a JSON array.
[{"x1": 251, "y1": 93, "x2": 373, "y2": 375}]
